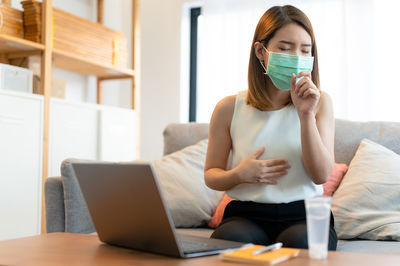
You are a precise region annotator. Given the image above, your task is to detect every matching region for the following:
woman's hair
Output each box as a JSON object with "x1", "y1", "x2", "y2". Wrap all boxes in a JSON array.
[{"x1": 247, "y1": 5, "x2": 320, "y2": 110}]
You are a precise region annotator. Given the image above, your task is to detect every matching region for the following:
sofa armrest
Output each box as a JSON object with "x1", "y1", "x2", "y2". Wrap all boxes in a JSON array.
[{"x1": 44, "y1": 177, "x2": 65, "y2": 233}]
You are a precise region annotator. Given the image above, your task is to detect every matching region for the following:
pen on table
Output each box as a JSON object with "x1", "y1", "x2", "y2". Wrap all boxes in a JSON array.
[{"x1": 252, "y1": 242, "x2": 283, "y2": 255}]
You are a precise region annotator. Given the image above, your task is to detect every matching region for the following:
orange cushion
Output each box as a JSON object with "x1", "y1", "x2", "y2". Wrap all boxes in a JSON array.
[
  {"x1": 208, "y1": 194, "x2": 235, "y2": 228},
  {"x1": 208, "y1": 163, "x2": 348, "y2": 228}
]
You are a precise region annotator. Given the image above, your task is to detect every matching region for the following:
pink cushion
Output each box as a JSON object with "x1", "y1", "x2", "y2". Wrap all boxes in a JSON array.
[
  {"x1": 208, "y1": 163, "x2": 348, "y2": 228},
  {"x1": 323, "y1": 163, "x2": 349, "y2": 196}
]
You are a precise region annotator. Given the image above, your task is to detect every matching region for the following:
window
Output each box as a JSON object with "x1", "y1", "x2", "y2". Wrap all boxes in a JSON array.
[
  {"x1": 196, "y1": 0, "x2": 400, "y2": 122},
  {"x1": 189, "y1": 7, "x2": 201, "y2": 122}
]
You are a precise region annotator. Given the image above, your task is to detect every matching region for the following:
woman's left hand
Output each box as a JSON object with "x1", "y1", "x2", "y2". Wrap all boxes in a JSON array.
[{"x1": 290, "y1": 71, "x2": 320, "y2": 117}]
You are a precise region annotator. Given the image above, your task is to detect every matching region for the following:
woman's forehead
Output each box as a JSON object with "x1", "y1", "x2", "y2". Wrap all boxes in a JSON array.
[{"x1": 271, "y1": 23, "x2": 312, "y2": 45}]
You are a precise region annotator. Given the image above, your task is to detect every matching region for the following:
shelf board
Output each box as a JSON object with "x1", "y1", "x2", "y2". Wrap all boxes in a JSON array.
[
  {"x1": 0, "y1": 34, "x2": 133, "y2": 79},
  {"x1": 53, "y1": 49, "x2": 135, "y2": 79},
  {"x1": 0, "y1": 33, "x2": 45, "y2": 53}
]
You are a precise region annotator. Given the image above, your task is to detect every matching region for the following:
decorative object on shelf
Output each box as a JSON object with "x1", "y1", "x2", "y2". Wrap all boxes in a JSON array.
[
  {"x1": 0, "y1": 3, "x2": 24, "y2": 38},
  {"x1": 50, "y1": 77, "x2": 66, "y2": 99},
  {"x1": 0, "y1": 63, "x2": 33, "y2": 93},
  {"x1": 9, "y1": 55, "x2": 65, "y2": 98},
  {"x1": 21, "y1": 1, "x2": 40, "y2": 41},
  {"x1": 22, "y1": 0, "x2": 128, "y2": 68}
]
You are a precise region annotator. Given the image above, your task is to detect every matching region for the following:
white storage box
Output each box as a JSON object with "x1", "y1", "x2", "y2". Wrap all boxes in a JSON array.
[{"x1": 0, "y1": 63, "x2": 33, "y2": 94}]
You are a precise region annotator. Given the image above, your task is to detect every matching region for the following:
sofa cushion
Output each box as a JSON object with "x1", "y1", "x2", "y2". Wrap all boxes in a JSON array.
[
  {"x1": 154, "y1": 139, "x2": 224, "y2": 227},
  {"x1": 163, "y1": 123, "x2": 209, "y2": 155},
  {"x1": 336, "y1": 240, "x2": 400, "y2": 254},
  {"x1": 332, "y1": 139, "x2": 400, "y2": 240},
  {"x1": 334, "y1": 119, "x2": 400, "y2": 165}
]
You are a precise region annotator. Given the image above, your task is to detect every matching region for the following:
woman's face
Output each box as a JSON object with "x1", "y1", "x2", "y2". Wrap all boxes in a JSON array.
[{"x1": 255, "y1": 23, "x2": 312, "y2": 62}]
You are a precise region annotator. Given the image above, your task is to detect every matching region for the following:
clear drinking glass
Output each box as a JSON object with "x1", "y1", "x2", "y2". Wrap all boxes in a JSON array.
[{"x1": 305, "y1": 196, "x2": 332, "y2": 259}]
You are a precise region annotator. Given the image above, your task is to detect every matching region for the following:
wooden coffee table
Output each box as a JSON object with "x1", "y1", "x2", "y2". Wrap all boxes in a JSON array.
[{"x1": 0, "y1": 233, "x2": 399, "y2": 265}]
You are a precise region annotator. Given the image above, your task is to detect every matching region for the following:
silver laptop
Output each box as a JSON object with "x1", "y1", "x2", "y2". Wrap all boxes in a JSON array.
[{"x1": 72, "y1": 162, "x2": 246, "y2": 258}]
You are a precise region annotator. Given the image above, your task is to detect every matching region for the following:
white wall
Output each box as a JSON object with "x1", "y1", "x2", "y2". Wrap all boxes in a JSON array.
[
  {"x1": 139, "y1": 0, "x2": 201, "y2": 160},
  {"x1": 139, "y1": 0, "x2": 182, "y2": 160}
]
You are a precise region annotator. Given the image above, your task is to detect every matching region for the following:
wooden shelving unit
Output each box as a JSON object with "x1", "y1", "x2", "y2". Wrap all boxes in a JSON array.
[
  {"x1": 0, "y1": 33, "x2": 44, "y2": 52},
  {"x1": 52, "y1": 49, "x2": 135, "y2": 79},
  {"x1": 0, "y1": 0, "x2": 139, "y2": 233}
]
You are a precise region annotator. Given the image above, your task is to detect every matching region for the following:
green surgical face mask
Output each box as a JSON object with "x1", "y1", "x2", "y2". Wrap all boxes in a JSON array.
[{"x1": 260, "y1": 47, "x2": 314, "y2": 91}]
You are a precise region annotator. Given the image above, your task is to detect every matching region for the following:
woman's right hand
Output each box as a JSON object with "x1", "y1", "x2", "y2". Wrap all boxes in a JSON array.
[{"x1": 233, "y1": 147, "x2": 290, "y2": 185}]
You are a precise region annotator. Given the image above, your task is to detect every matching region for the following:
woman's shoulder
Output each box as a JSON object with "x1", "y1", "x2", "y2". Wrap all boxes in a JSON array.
[
  {"x1": 215, "y1": 90, "x2": 247, "y2": 110},
  {"x1": 214, "y1": 94, "x2": 237, "y2": 117},
  {"x1": 217, "y1": 94, "x2": 237, "y2": 108},
  {"x1": 211, "y1": 94, "x2": 238, "y2": 126}
]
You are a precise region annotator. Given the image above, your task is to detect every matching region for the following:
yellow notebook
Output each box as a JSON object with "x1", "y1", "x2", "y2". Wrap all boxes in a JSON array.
[{"x1": 221, "y1": 245, "x2": 300, "y2": 265}]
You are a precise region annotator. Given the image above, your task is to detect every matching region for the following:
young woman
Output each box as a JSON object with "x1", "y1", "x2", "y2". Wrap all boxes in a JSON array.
[{"x1": 204, "y1": 5, "x2": 337, "y2": 249}]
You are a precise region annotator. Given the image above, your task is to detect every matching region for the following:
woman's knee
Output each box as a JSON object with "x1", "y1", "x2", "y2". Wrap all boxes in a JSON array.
[
  {"x1": 276, "y1": 223, "x2": 338, "y2": 250},
  {"x1": 276, "y1": 223, "x2": 308, "y2": 249},
  {"x1": 211, "y1": 217, "x2": 270, "y2": 245}
]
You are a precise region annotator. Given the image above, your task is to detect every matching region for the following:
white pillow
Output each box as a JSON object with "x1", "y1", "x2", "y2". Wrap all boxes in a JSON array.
[
  {"x1": 332, "y1": 138, "x2": 400, "y2": 240},
  {"x1": 153, "y1": 139, "x2": 224, "y2": 227}
]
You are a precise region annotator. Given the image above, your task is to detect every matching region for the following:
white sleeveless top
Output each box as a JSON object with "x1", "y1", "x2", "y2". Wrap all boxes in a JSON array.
[{"x1": 227, "y1": 90, "x2": 323, "y2": 203}]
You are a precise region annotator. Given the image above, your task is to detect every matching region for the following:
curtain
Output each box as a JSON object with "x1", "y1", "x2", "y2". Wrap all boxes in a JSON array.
[{"x1": 197, "y1": 0, "x2": 400, "y2": 122}]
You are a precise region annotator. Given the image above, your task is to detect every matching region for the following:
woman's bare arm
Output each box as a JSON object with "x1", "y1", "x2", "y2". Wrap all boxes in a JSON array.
[
  {"x1": 204, "y1": 96, "x2": 239, "y2": 191},
  {"x1": 299, "y1": 91, "x2": 335, "y2": 184}
]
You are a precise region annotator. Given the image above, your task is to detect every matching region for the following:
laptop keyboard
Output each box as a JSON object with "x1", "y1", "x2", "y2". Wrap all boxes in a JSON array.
[{"x1": 180, "y1": 240, "x2": 219, "y2": 253}]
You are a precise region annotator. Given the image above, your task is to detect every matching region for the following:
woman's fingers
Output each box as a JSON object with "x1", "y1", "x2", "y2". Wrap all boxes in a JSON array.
[
  {"x1": 262, "y1": 158, "x2": 289, "y2": 167},
  {"x1": 294, "y1": 76, "x2": 308, "y2": 94},
  {"x1": 302, "y1": 88, "x2": 312, "y2": 98},
  {"x1": 264, "y1": 179, "x2": 278, "y2": 185},
  {"x1": 297, "y1": 79, "x2": 317, "y2": 98},
  {"x1": 290, "y1": 73, "x2": 296, "y2": 91},
  {"x1": 255, "y1": 161, "x2": 291, "y2": 184},
  {"x1": 256, "y1": 178, "x2": 277, "y2": 184},
  {"x1": 298, "y1": 84, "x2": 310, "y2": 98},
  {"x1": 252, "y1": 146, "x2": 265, "y2": 159},
  {"x1": 266, "y1": 164, "x2": 290, "y2": 172},
  {"x1": 251, "y1": 158, "x2": 291, "y2": 184},
  {"x1": 303, "y1": 88, "x2": 319, "y2": 99},
  {"x1": 296, "y1": 71, "x2": 312, "y2": 79},
  {"x1": 257, "y1": 171, "x2": 288, "y2": 183},
  {"x1": 295, "y1": 77, "x2": 312, "y2": 94},
  {"x1": 262, "y1": 171, "x2": 288, "y2": 179}
]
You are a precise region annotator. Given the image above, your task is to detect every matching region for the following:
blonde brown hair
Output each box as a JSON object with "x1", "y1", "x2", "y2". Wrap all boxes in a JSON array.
[{"x1": 247, "y1": 5, "x2": 320, "y2": 110}]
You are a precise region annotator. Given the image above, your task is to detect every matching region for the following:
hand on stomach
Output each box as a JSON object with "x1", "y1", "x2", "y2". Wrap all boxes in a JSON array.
[{"x1": 234, "y1": 146, "x2": 291, "y2": 185}]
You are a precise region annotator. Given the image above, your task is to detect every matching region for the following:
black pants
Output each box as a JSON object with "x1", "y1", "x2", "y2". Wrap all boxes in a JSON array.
[{"x1": 211, "y1": 200, "x2": 337, "y2": 250}]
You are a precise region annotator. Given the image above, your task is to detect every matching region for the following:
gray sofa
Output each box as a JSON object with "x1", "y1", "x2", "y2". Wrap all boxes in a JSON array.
[{"x1": 45, "y1": 119, "x2": 400, "y2": 254}]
